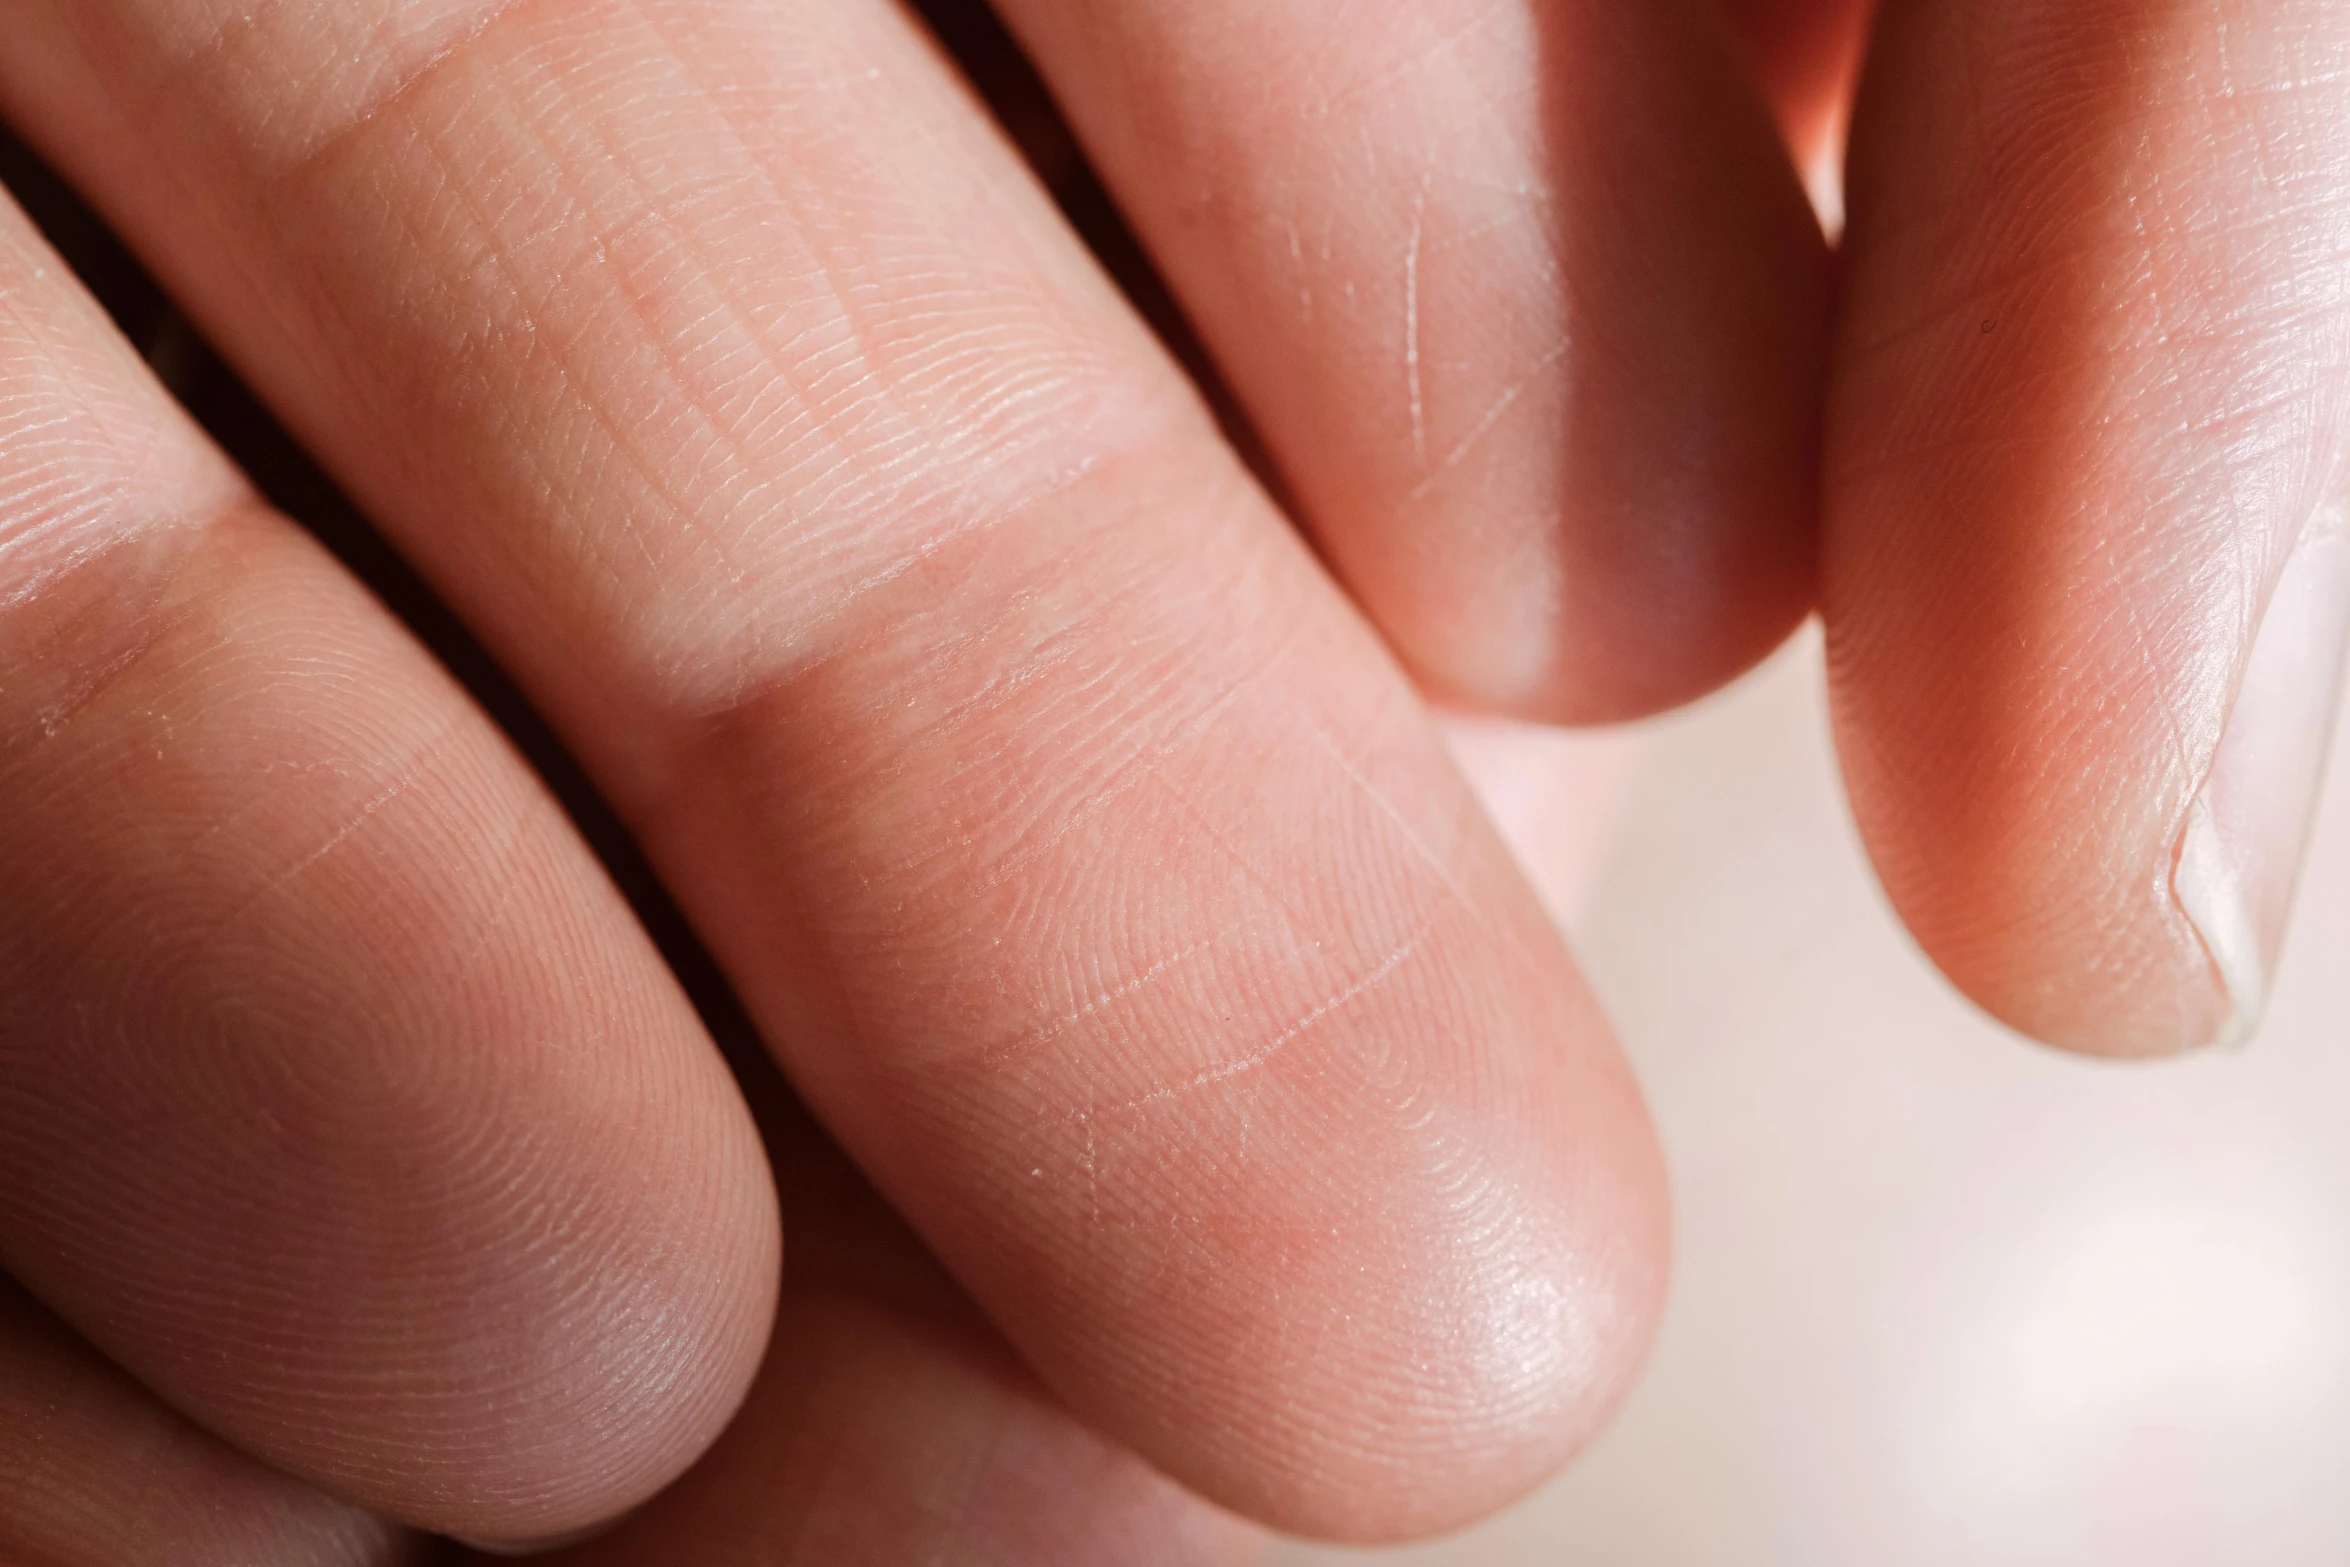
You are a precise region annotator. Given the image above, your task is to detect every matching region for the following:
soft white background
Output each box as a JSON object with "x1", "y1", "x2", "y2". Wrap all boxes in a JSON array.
[{"x1": 1268, "y1": 627, "x2": 2350, "y2": 1565}]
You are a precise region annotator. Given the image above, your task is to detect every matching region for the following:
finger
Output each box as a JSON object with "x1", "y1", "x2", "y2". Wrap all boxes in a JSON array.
[
  {"x1": 0, "y1": 179, "x2": 778, "y2": 1535},
  {"x1": 991, "y1": 0, "x2": 1830, "y2": 723},
  {"x1": 529, "y1": 1059, "x2": 1259, "y2": 1567},
  {"x1": 543, "y1": 1296, "x2": 1260, "y2": 1567},
  {"x1": 1825, "y1": 0, "x2": 2350, "y2": 1055},
  {"x1": 1, "y1": 0, "x2": 1668, "y2": 1538},
  {"x1": 0, "y1": 1276, "x2": 429, "y2": 1567}
]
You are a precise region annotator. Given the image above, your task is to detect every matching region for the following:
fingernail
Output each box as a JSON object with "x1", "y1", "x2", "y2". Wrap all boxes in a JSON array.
[{"x1": 2172, "y1": 523, "x2": 2350, "y2": 1050}]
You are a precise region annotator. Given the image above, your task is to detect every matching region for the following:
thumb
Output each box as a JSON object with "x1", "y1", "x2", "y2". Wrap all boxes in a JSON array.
[{"x1": 1825, "y1": 0, "x2": 2350, "y2": 1055}]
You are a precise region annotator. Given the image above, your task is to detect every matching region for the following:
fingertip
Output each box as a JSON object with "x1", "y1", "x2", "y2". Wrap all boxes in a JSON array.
[
  {"x1": 1249, "y1": 1159, "x2": 1671, "y2": 1544},
  {"x1": 0, "y1": 518, "x2": 785, "y2": 1542},
  {"x1": 1430, "y1": 532, "x2": 1814, "y2": 729},
  {"x1": 1080, "y1": 948, "x2": 1675, "y2": 1543},
  {"x1": 1824, "y1": 0, "x2": 2350, "y2": 1062}
]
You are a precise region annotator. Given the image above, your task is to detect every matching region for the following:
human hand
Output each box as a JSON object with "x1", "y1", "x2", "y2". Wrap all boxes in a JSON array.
[{"x1": 0, "y1": 0, "x2": 2341, "y2": 1561}]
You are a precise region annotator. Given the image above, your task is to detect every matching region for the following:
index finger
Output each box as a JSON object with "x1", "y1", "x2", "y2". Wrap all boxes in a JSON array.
[{"x1": 1827, "y1": 0, "x2": 2350, "y2": 1054}]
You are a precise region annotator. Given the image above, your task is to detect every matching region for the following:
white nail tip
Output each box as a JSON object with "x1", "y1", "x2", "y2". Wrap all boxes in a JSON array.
[
  {"x1": 2170, "y1": 525, "x2": 2350, "y2": 1052},
  {"x1": 2172, "y1": 791, "x2": 2266, "y2": 1052}
]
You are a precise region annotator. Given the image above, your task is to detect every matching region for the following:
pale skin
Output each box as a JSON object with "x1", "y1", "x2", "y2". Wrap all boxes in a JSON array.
[{"x1": 0, "y1": 0, "x2": 2343, "y2": 1560}]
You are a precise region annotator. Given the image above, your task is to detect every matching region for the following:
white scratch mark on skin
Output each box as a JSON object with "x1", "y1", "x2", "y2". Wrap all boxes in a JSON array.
[
  {"x1": 209, "y1": 722, "x2": 465, "y2": 934},
  {"x1": 1083, "y1": 1076, "x2": 1101, "y2": 1228},
  {"x1": 1405, "y1": 179, "x2": 1430, "y2": 468},
  {"x1": 978, "y1": 936, "x2": 1225, "y2": 1072},
  {"x1": 1106, "y1": 921, "x2": 1432, "y2": 1119},
  {"x1": 1408, "y1": 339, "x2": 1569, "y2": 502},
  {"x1": 1063, "y1": 936, "x2": 1215, "y2": 1033},
  {"x1": 1285, "y1": 219, "x2": 1313, "y2": 325},
  {"x1": 267, "y1": 777, "x2": 414, "y2": 892},
  {"x1": 1293, "y1": 712, "x2": 1477, "y2": 912}
]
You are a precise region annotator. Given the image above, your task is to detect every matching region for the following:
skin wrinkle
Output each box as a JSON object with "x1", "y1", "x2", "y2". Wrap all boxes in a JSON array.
[
  {"x1": 0, "y1": 318, "x2": 235, "y2": 592},
  {"x1": 0, "y1": 409, "x2": 130, "y2": 558},
  {"x1": 972, "y1": 810, "x2": 1565, "y2": 1485},
  {"x1": 627, "y1": 0, "x2": 1168, "y2": 560},
  {"x1": 1839, "y1": 242, "x2": 2141, "y2": 377},
  {"x1": 952, "y1": 672, "x2": 1247, "y2": 896},
  {"x1": 0, "y1": 246, "x2": 266, "y2": 748},
  {"x1": 754, "y1": 435, "x2": 1148, "y2": 708},
  {"x1": 696, "y1": 497, "x2": 1277, "y2": 984},
  {"x1": 1839, "y1": 38, "x2": 2165, "y2": 358},
  {"x1": 1329, "y1": 0, "x2": 1520, "y2": 118},
  {"x1": 894, "y1": 556, "x2": 1153, "y2": 740},
  {"x1": 394, "y1": 49, "x2": 765, "y2": 630},
  {"x1": 511, "y1": 13, "x2": 875, "y2": 519},
  {"x1": 171, "y1": 0, "x2": 533, "y2": 180},
  {"x1": 163, "y1": 689, "x2": 456, "y2": 878},
  {"x1": 0, "y1": 567, "x2": 207, "y2": 767},
  {"x1": 292, "y1": 57, "x2": 713, "y2": 645},
  {"x1": 494, "y1": 112, "x2": 783, "y2": 608},
  {"x1": 305, "y1": 0, "x2": 1185, "y2": 727},
  {"x1": 273, "y1": 121, "x2": 667, "y2": 633}
]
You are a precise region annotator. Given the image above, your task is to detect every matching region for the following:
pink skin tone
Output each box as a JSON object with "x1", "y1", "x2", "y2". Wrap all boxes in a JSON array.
[
  {"x1": 1827, "y1": 0, "x2": 2350, "y2": 1055},
  {"x1": 0, "y1": 0, "x2": 2345, "y2": 1561}
]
